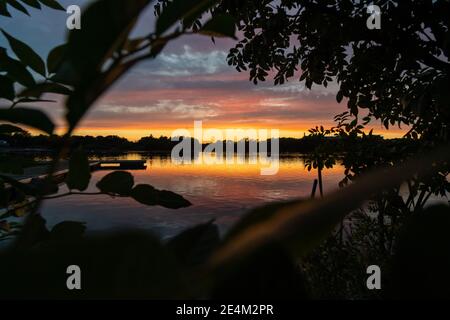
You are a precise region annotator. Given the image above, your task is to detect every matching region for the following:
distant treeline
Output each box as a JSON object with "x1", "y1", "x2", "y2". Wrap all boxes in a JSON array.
[{"x1": 0, "y1": 129, "x2": 414, "y2": 154}]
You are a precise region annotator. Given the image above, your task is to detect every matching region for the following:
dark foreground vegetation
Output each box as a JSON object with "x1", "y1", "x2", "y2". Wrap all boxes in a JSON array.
[{"x1": 0, "y1": 0, "x2": 449, "y2": 299}]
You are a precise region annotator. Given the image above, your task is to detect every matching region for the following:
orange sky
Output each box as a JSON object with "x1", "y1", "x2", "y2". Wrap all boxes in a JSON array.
[
  {"x1": 57, "y1": 64, "x2": 407, "y2": 141},
  {"x1": 9, "y1": 39, "x2": 410, "y2": 141}
]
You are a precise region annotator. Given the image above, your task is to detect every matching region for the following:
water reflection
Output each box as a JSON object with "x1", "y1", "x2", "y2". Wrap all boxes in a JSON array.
[{"x1": 42, "y1": 153, "x2": 345, "y2": 239}]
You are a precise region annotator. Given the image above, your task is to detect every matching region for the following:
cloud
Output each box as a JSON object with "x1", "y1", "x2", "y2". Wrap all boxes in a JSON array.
[
  {"x1": 259, "y1": 97, "x2": 295, "y2": 107},
  {"x1": 255, "y1": 81, "x2": 340, "y2": 97},
  {"x1": 144, "y1": 45, "x2": 229, "y2": 77},
  {"x1": 95, "y1": 100, "x2": 219, "y2": 121}
]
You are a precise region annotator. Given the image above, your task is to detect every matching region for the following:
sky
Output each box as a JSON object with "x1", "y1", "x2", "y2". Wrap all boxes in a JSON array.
[{"x1": 0, "y1": 0, "x2": 407, "y2": 140}]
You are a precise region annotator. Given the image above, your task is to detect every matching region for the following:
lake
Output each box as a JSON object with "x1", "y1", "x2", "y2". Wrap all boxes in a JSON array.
[{"x1": 41, "y1": 153, "x2": 345, "y2": 239}]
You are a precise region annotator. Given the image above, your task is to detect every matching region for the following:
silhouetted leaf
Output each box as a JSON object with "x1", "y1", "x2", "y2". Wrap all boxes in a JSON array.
[
  {"x1": 199, "y1": 14, "x2": 237, "y2": 39},
  {"x1": 65, "y1": 0, "x2": 152, "y2": 129},
  {"x1": 0, "y1": 1, "x2": 11, "y2": 16},
  {"x1": 28, "y1": 177, "x2": 58, "y2": 196},
  {"x1": 50, "y1": 221, "x2": 86, "y2": 243},
  {"x1": 0, "y1": 49, "x2": 35, "y2": 87},
  {"x1": 0, "y1": 75, "x2": 15, "y2": 100},
  {"x1": 156, "y1": 0, "x2": 219, "y2": 35},
  {"x1": 66, "y1": 0, "x2": 151, "y2": 75},
  {"x1": 1, "y1": 29, "x2": 46, "y2": 76},
  {"x1": 131, "y1": 184, "x2": 156, "y2": 205},
  {"x1": 66, "y1": 147, "x2": 91, "y2": 191},
  {"x1": 131, "y1": 184, "x2": 191, "y2": 209},
  {"x1": 20, "y1": 0, "x2": 41, "y2": 9},
  {"x1": 48, "y1": 57, "x2": 78, "y2": 86},
  {"x1": 96, "y1": 171, "x2": 134, "y2": 196},
  {"x1": 46, "y1": 43, "x2": 66, "y2": 74},
  {"x1": 38, "y1": 0, "x2": 64, "y2": 10},
  {"x1": 19, "y1": 82, "x2": 72, "y2": 98},
  {"x1": 6, "y1": 0, "x2": 29, "y2": 15},
  {"x1": 0, "y1": 107, "x2": 54, "y2": 134},
  {"x1": 157, "y1": 189, "x2": 192, "y2": 209}
]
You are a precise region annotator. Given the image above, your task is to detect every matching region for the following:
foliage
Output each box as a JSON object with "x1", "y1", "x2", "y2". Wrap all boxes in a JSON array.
[
  {"x1": 211, "y1": 0, "x2": 450, "y2": 141},
  {"x1": 0, "y1": 0, "x2": 235, "y2": 219},
  {"x1": 0, "y1": 0, "x2": 64, "y2": 18},
  {"x1": 1, "y1": 0, "x2": 450, "y2": 299},
  {"x1": 1, "y1": 197, "x2": 449, "y2": 298}
]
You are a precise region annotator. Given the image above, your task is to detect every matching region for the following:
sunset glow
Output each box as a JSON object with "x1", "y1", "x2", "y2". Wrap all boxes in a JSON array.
[{"x1": 0, "y1": 5, "x2": 406, "y2": 141}]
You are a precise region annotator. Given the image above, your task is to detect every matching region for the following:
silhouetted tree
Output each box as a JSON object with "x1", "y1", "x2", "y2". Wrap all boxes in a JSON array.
[{"x1": 213, "y1": 0, "x2": 450, "y2": 140}]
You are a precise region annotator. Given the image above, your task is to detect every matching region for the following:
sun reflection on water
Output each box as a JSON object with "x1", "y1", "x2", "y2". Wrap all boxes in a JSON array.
[{"x1": 41, "y1": 153, "x2": 345, "y2": 239}]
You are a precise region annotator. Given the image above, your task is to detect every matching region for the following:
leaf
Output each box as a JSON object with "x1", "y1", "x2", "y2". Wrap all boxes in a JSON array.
[
  {"x1": 20, "y1": 0, "x2": 41, "y2": 9},
  {"x1": 1, "y1": 29, "x2": 46, "y2": 76},
  {"x1": 6, "y1": 58, "x2": 36, "y2": 87},
  {"x1": 0, "y1": 1, "x2": 11, "y2": 16},
  {"x1": 19, "y1": 82, "x2": 72, "y2": 98},
  {"x1": 49, "y1": 57, "x2": 78, "y2": 86},
  {"x1": 336, "y1": 90, "x2": 344, "y2": 103},
  {"x1": 0, "y1": 49, "x2": 35, "y2": 87},
  {"x1": 167, "y1": 220, "x2": 220, "y2": 267},
  {"x1": 199, "y1": 14, "x2": 237, "y2": 39},
  {"x1": 66, "y1": 147, "x2": 91, "y2": 191},
  {"x1": 96, "y1": 171, "x2": 134, "y2": 196},
  {"x1": 46, "y1": 43, "x2": 66, "y2": 74},
  {"x1": 28, "y1": 177, "x2": 58, "y2": 196},
  {"x1": 156, "y1": 0, "x2": 219, "y2": 35},
  {"x1": 38, "y1": 0, "x2": 64, "y2": 10},
  {"x1": 0, "y1": 107, "x2": 54, "y2": 134},
  {"x1": 66, "y1": 0, "x2": 151, "y2": 77},
  {"x1": 0, "y1": 75, "x2": 15, "y2": 100},
  {"x1": 131, "y1": 184, "x2": 191, "y2": 209},
  {"x1": 65, "y1": 0, "x2": 151, "y2": 129},
  {"x1": 50, "y1": 221, "x2": 86, "y2": 243},
  {"x1": 6, "y1": 0, "x2": 29, "y2": 15}
]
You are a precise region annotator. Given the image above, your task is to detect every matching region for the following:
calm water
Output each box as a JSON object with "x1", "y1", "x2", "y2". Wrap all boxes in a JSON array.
[{"x1": 41, "y1": 153, "x2": 345, "y2": 239}]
